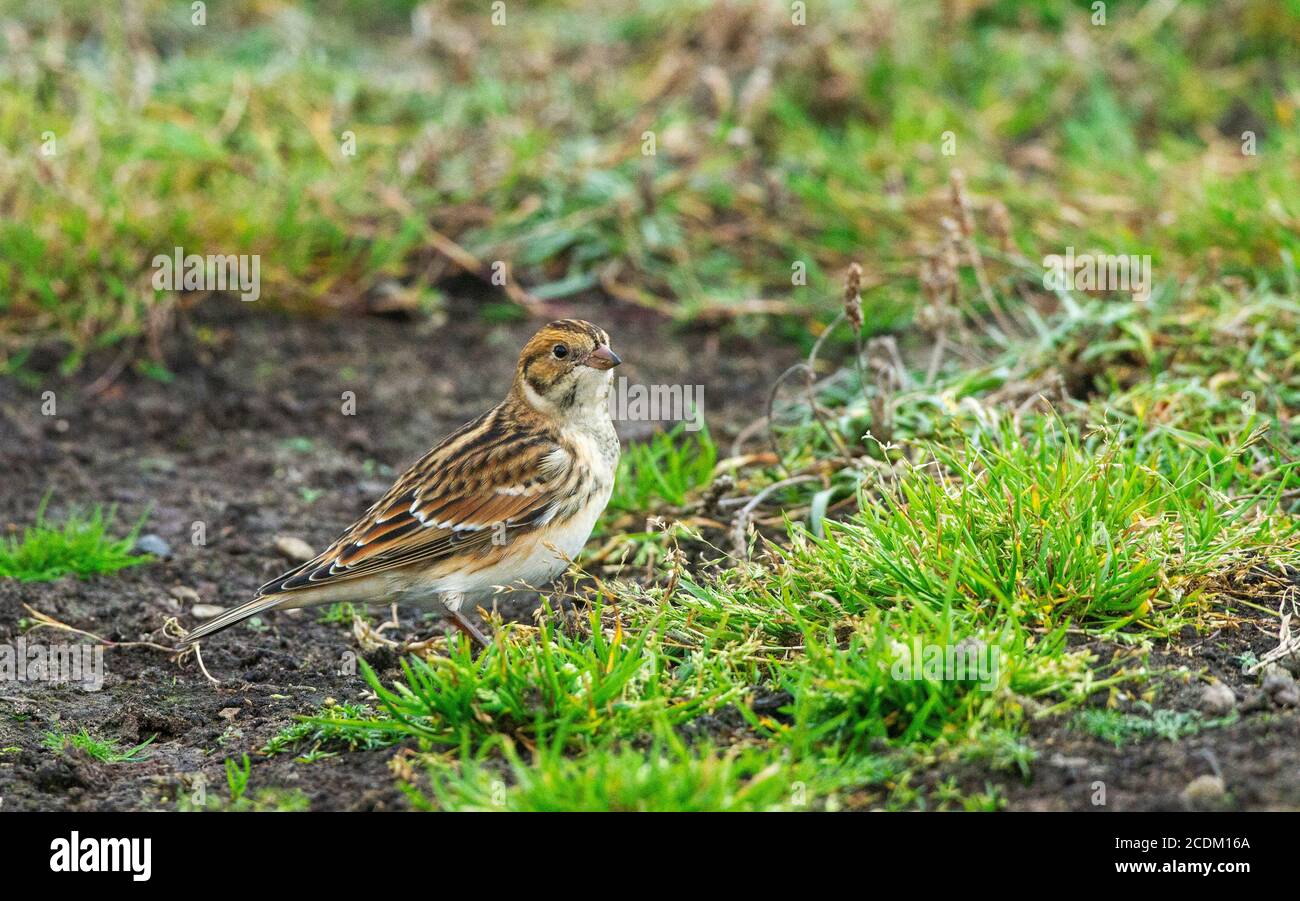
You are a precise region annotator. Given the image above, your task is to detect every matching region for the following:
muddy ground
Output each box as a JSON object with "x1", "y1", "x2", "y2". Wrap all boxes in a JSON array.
[{"x1": 1, "y1": 295, "x2": 1297, "y2": 811}]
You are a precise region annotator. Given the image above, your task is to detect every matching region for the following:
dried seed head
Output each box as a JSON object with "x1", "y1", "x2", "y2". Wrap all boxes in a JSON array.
[
  {"x1": 916, "y1": 255, "x2": 957, "y2": 331},
  {"x1": 918, "y1": 256, "x2": 940, "y2": 303},
  {"x1": 867, "y1": 338, "x2": 897, "y2": 443},
  {"x1": 843, "y1": 262, "x2": 863, "y2": 331},
  {"x1": 702, "y1": 473, "x2": 735, "y2": 513},
  {"x1": 988, "y1": 200, "x2": 1014, "y2": 253},
  {"x1": 738, "y1": 66, "x2": 774, "y2": 126},
  {"x1": 949, "y1": 169, "x2": 976, "y2": 238},
  {"x1": 938, "y1": 217, "x2": 962, "y2": 301}
]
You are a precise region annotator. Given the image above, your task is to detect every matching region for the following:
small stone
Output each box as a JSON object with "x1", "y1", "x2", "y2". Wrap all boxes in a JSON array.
[
  {"x1": 274, "y1": 535, "x2": 315, "y2": 562},
  {"x1": 170, "y1": 586, "x2": 201, "y2": 604},
  {"x1": 1199, "y1": 681, "x2": 1236, "y2": 715},
  {"x1": 191, "y1": 604, "x2": 226, "y2": 620},
  {"x1": 726, "y1": 126, "x2": 752, "y2": 147},
  {"x1": 134, "y1": 534, "x2": 172, "y2": 558},
  {"x1": 1260, "y1": 663, "x2": 1296, "y2": 698},
  {"x1": 1181, "y1": 774, "x2": 1226, "y2": 804},
  {"x1": 1275, "y1": 687, "x2": 1300, "y2": 708}
]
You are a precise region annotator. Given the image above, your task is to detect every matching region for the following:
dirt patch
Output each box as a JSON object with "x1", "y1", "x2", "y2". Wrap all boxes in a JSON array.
[{"x1": 931, "y1": 599, "x2": 1300, "y2": 811}]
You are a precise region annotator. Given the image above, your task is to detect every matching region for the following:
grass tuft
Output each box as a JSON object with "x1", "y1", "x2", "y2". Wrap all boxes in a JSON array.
[
  {"x1": 609, "y1": 425, "x2": 718, "y2": 513},
  {"x1": 409, "y1": 743, "x2": 801, "y2": 813},
  {"x1": 43, "y1": 728, "x2": 155, "y2": 764},
  {"x1": 262, "y1": 702, "x2": 398, "y2": 761},
  {"x1": 179, "y1": 754, "x2": 311, "y2": 812},
  {"x1": 337, "y1": 602, "x2": 744, "y2": 755},
  {"x1": 0, "y1": 497, "x2": 151, "y2": 582},
  {"x1": 1072, "y1": 705, "x2": 1238, "y2": 748}
]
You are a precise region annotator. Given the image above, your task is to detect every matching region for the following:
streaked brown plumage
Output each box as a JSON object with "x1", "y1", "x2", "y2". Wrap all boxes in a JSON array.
[{"x1": 186, "y1": 319, "x2": 621, "y2": 645}]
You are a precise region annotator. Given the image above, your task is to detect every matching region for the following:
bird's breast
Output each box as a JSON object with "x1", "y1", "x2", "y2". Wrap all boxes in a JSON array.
[{"x1": 562, "y1": 417, "x2": 620, "y2": 489}]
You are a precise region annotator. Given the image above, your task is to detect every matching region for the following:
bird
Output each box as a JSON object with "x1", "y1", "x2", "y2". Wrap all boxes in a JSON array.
[{"x1": 185, "y1": 319, "x2": 622, "y2": 648}]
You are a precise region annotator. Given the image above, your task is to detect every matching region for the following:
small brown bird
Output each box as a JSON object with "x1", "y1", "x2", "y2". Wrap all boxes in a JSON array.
[{"x1": 186, "y1": 320, "x2": 621, "y2": 646}]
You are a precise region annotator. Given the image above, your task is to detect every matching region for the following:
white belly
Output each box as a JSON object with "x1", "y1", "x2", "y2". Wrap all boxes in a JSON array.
[{"x1": 431, "y1": 476, "x2": 613, "y2": 608}]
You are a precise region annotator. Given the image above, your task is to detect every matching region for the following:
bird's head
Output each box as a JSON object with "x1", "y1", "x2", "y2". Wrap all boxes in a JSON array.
[{"x1": 512, "y1": 319, "x2": 620, "y2": 418}]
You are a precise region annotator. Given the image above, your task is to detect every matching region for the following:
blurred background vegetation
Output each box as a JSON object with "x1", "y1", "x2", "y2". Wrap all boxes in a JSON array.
[{"x1": 1, "y1": 0, "x2": 1296, "y2": 374}]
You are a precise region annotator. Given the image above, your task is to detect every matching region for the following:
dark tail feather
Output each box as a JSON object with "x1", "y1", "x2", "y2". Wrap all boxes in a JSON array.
[
  {"x1": 185, "y1": 556, "x2": 324, "y2": 643},
  {"x1": 183, "y1": 594, "x2": 290, "y2": 643}
]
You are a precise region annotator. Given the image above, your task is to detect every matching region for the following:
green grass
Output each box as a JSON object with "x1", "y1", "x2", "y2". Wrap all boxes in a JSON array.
[
  {"x1": 325, "y1": 603, "x2": 745, "y2": 755},
  {"x1": 262, "y1": 702, "x2": 398, "y2": 761},
  {"x1": 43, "y1": 728, "x2": 155, "y2": 764},
  {"x1": 180, "y1": 754, "x2": 311, "y2": 812},
  {"x1": 1073, "y1": 705, "x2": 1239, "y2": 748},
  {"x1": 0, "y1": 498, "x2": 151, "y2": 582},
  {"x1": 608, "y1": 425, "x2": 718, "y2": 513},
  {"x1": 406, "y1": 739, "x2": 817, "y2": 812},
  {"x1": 316, "y1": 603, "x2": 358, "y2": 626},
  {"x1": 803, "y1": 419, "x2": 1283, "y2": 629}
]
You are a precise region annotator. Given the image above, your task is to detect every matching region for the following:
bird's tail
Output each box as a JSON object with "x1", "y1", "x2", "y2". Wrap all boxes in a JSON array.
[
  {"x1": 183, "y1": 594, "x2": 295, "y2": 644},
  {"x1": 182, "y1": 571, "x2": 391, "y2": 643}
]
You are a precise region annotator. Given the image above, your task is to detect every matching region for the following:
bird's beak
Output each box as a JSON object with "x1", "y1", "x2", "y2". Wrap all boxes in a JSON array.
[{"x1": 585, "y1": 345, "x2": 622, "y2": 370}]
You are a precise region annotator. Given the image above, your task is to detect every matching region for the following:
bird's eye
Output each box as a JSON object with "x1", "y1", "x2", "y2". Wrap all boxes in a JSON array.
[{"x1": 552, "y1": 344, "x2": 569, "y2": 359}]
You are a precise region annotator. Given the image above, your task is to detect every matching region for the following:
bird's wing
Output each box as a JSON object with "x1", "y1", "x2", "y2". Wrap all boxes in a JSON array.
[{"x1": 263, "y1": 410, "x2": 574, "y2": 596}]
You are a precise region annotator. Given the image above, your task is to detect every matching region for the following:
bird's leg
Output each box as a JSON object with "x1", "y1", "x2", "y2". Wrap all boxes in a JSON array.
[
  {"x1": 374, "y1": 601, "x2": 402, "y2": 637},
  {"x1": 397, "y1": 611, "x2": 489, "y2": 656},
  {"x1": 440, "y1": 595, "x2": 491, "y2": 648},
  {"x1": 393, "y1": 596, "x2": 488, "y2": 655},
  {"x1": 445, "y1": 606, "x2": 492, "y2": 648}
]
